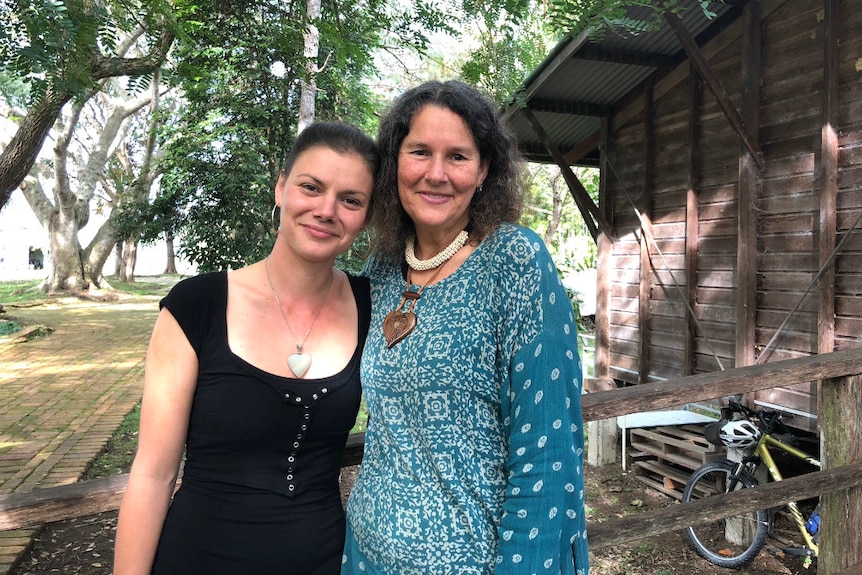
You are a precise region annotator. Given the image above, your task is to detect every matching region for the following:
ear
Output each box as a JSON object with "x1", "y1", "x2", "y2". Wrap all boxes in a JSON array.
[{"x1": 478, "y1": 159, "x2": 490, "y2": 187}]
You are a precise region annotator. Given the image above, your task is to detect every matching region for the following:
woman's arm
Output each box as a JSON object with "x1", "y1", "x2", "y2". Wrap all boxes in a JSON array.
[
  {"x1": 494, "y1": 231, "x2": 588, "y2": 575},
  {"x1": 113, "y1": 308, "x2": 198, "y2": 575}
]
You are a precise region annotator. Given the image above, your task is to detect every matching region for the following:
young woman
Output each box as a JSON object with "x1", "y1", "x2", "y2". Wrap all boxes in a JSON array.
[{"x1": 114, "y1": 122, "x2": 378, "y2": 575}]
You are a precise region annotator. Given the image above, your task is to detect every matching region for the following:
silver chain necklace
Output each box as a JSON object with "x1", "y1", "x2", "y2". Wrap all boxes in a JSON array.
[{"x1": 264, "y1": 258, "x2": 333, "y2": 378}]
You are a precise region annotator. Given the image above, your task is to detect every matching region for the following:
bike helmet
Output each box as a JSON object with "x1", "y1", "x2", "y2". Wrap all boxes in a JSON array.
[{"x1": 718, "y1": 419, "x2": 761, "y2": 449}]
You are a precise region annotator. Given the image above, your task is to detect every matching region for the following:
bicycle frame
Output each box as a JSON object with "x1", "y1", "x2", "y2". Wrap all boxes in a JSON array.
[{"x1": 750, "y1": 432, "x2": 822, "y2": 556}]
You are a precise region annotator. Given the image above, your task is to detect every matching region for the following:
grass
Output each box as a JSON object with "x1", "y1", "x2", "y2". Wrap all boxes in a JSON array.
[
  {"x1": 0, "y1": 279, "x2": 44, "y2": 304},
  {"x1": 0, "y1": 274, "x2": 183, "y2": 306},
  {"x1": 82, "y1": 404, "x2": 141, "y2": 480},
  {"x1": 104, "y1": 274, "x2": 183, "y2": 297}
]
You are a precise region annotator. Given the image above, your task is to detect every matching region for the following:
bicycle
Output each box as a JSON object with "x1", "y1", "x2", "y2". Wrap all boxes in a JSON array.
[{"x1": 681, "y1": 400, "x2": 821, "y2": 569}]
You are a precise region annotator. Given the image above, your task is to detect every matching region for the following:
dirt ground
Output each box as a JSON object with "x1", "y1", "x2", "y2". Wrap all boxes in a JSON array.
[{"x1": 9, "y1": 463, "x2": 815, "y2": 575}]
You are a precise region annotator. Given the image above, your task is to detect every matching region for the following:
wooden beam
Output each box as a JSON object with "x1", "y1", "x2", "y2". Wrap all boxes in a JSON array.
[
  {"x1": 594, "y1": 117, "x2": 612, "y2": 382},
  {"x1": 664, "y1": 9, "x2": 764, "y2": 171},
  {"x1": 522, "y1": 108, "x2": 613, "y2": 241},
  {"x1": 573, "y1": 45, "x2": 679, "y2": 69},
  {"x1": 501, "y1": 29, "x2": 592, "y2": 123},
  {"x1": 735, "y1": 1, "x2": 761, "y2": 368},
  {"x1": 526, "y1": 98, "x2": 611, "y2": 117},
  {"x1": 684, "y1": 65, "x2": 702, "y2": 375},
  {"x1": 563, "y1": 131, "x2": 600, "y2": 165},
  {"x1": 638, "y1": 86, "x2": 655, "y2": 383},
  {"x1": 581, "y1": 347, "x2": 862, "y2": 423},
  {"x1": 589, "y1": 461, "x2": 862, "y2": 550},
  {"x1": 821, "y1": 370, "x2": 862, "y2": 574},
  {"x1": 818, "y1": 0, "x2": 838, "y2": 358}
]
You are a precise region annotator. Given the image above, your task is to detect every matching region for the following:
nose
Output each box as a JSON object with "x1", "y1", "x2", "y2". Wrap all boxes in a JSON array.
[
  {"x1": 424, "y1": 155, "x2": 448, "y2": 184},
  {"x1": 314, "y1": 191, "x2": 337, "y2": 220}
]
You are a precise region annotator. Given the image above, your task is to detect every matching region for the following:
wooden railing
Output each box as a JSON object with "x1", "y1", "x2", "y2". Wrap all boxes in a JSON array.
[{"x1": 2, "y1": 348, "x2": 861, "y2": 574}]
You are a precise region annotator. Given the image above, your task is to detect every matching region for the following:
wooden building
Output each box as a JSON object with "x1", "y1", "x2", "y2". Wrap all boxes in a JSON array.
[{"x1": 503, "y1": 0, "x2": 862, "y2": 432}]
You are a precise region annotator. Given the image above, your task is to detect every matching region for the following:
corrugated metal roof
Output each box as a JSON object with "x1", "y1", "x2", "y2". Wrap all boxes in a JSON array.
[{"x1": 503, "y1": 1, "x2": 748, "y2": 165}]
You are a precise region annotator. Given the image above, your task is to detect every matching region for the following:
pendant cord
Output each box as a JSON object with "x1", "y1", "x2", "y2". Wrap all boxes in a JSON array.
[
  {"x1": 405, "y1": 263, "x2": 446, "y2": 308},
  {"x1": 264, "y1": 258, "x2": 333, "y2": 354}
]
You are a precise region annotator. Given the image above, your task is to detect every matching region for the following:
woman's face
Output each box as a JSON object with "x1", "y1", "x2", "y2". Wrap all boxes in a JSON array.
[
  {"x1": 397, "y1": 105, "x2": 488, "y2": 239},
  {"x1": 275, "y1": 145, "x2": 373, "y2": 263}
]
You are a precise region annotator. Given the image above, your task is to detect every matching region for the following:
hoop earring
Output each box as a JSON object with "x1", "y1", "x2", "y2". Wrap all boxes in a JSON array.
[{"x1": 271, "y1": 204, "x2": 281, "y2": 233}]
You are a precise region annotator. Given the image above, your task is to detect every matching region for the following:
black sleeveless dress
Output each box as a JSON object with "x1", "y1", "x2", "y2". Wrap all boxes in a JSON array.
[{"x1": 150, "y1": 271, "x2": 369, "y2": 575}]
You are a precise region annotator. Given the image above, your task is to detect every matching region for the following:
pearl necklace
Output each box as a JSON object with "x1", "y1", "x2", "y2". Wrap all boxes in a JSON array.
[
  {"x1": 404, "y1": 230, "x2": 469, "y2": 271},
  {"x1": 264, "y1": 258, "x2": 333, "y2": 378}
]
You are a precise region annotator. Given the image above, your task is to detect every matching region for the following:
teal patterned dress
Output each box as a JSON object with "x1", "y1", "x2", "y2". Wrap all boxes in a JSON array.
[{"x1": 342, "y1": 223, "x2": 588, "y2": 575}]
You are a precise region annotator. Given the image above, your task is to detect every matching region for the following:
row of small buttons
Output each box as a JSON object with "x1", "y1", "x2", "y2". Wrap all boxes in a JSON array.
[{"x1": 282, "y1": 388, "x2": 329, "y2": 493}]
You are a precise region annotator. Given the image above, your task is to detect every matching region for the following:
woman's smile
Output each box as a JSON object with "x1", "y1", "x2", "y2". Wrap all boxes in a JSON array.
[{"x1": 397, "y1": 105, "x2": 487, "y2": 246}]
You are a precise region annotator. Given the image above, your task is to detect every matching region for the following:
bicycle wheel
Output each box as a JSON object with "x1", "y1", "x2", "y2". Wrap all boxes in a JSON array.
[{"x1": 682, "y1": 460, "x2": 770, "y2": 568}]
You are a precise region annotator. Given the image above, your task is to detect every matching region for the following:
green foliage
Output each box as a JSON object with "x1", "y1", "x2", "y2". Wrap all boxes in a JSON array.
[
  {"x1": 521, "y1": 163, "x2": 598, "y2": 273},
  {"x1": 149, "y1": 0, "x2": 391, "y2": 272},
  {"x1": 335, "y1": 231, "x2": 372, "y2": 276},
  {"x1": 0, "y1": 319, "x2": 22, "y2": 336},
  {"x1": 545, "y1": 0, "x2": 718, "y2": 41},
  {"x1": 459, "y1": 0, "x2": 557, "y2": 105},
  {"x1": 0, "y1": 0, "x2": 174, "y2": 105}
]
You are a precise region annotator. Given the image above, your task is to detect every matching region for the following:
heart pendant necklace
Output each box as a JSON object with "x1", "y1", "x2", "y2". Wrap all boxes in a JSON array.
[{"x1": 265, "y1": 258, "x2": 333, "y2": 378}]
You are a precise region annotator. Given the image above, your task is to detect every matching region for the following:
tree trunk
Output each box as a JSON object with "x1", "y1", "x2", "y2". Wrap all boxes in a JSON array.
[
  {"x1": 0, "y1": 88, "x2": 72, "y2": 212},
  {"x1": 119, "y1": 239, "x2": 138, "y2": 282},
  {"x1": 83, "y1": 219, "x2": 120, "y2": 288},
  {"x1": 543, "y1": 171, "x2": 564, "y2": 245},
  {"x1": 46, "y1": 208, "x2": 87, "y2": 293},
  {"x1": 164, "y1": 235, "x2": 177, "y2": 274},
  {"x1": 114, "y1": 243, "x2": 123, "y2": 276},
  {"x1": 297, "y1": 0, "x2": 322, "y2": 133}
]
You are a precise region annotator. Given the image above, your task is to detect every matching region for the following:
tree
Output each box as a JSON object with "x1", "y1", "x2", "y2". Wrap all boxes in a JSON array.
[
  {"x1": 17, "y1": 68, "x2": 166, "y2": 292},
  {"x1": 0, "y1": 0, "x2": 176, "y2": 212},
  {"x1": 153, "y1": 0, "x2": 435, "y2": 272}
]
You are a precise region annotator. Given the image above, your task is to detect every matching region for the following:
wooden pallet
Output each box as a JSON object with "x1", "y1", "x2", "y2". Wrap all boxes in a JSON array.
[
  {"x1": 628, "y1": 424, "x2": 724, "y2": 471},
  {"x1": 631, "y1": 459, "x2": 691, "y2": 500},
  {"x1": 628, "y1": 423, "x2": 726, "y2": 500}
]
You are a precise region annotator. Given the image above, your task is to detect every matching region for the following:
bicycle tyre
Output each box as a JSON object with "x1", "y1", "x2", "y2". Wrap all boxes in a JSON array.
[{"x1": 682, "y1": 460, "x2": 770, "y2": 568}]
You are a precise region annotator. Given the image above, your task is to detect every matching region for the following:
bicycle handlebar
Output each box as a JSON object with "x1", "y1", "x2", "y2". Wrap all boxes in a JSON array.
[{"x1": 723, "y1": 400, "x2": 788, "y2": 433}]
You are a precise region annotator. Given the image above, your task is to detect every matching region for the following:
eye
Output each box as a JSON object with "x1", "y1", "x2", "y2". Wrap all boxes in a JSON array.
[
  {"x1": 300, "y1": 182, "x2": 320, "y2": 194},
  {"x1": 341, "y1": 196, "x2": 364, "y2": 209},
  {"x1": 451, "y1": 153, "x2": 467, "y2": 161}
]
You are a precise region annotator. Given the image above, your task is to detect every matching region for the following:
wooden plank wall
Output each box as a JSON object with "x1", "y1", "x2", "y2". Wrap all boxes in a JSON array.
[{"x1": 601, "y1": 0, "x2": 862, "y2": 429}]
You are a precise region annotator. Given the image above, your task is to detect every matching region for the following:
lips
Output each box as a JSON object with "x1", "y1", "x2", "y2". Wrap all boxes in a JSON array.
[
  {"x1": 419, "y1": 191, "x2": 452, "y2": 203},
  {"x1": 302, "y1": 224, "x2": 338, "y2": 239}
]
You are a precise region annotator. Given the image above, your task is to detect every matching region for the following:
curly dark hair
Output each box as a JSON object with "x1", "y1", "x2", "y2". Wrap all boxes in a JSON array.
[{"x1": 371, "y1": 80, "x2": 524, "y2": 260}]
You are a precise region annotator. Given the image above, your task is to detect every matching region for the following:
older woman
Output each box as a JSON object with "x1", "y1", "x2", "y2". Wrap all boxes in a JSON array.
[{"x1": 342, "y1": 81, "x2": 588, "y2": 575}]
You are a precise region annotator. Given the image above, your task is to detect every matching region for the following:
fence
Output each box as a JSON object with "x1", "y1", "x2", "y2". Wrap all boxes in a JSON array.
[{"x1": 1, "y1": 348, "x2": 860, "y2": 574}]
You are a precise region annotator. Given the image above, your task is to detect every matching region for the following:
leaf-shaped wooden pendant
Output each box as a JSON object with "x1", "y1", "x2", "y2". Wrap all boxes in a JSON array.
[{"x1": 382, "y1": 310, "x2": 417, "y2": 349}]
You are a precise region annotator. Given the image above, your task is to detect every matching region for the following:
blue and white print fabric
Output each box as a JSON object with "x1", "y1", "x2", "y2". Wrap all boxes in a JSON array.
[{"x1": 343, "y1": 223, "x2": 588, "y2": 575}]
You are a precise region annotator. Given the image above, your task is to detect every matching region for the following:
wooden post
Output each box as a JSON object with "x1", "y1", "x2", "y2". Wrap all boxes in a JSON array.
[
  {"x1": 820, "y1": 373, "x2": 862, "y2": 574},
  {"x1": 585, "y1": 377, "x2": 618, "y2": 467}
]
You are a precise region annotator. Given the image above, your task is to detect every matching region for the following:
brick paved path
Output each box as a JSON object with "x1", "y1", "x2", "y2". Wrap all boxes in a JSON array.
[{"x1": 0, "y1": 295, "x2": 160, "y2": 574}]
